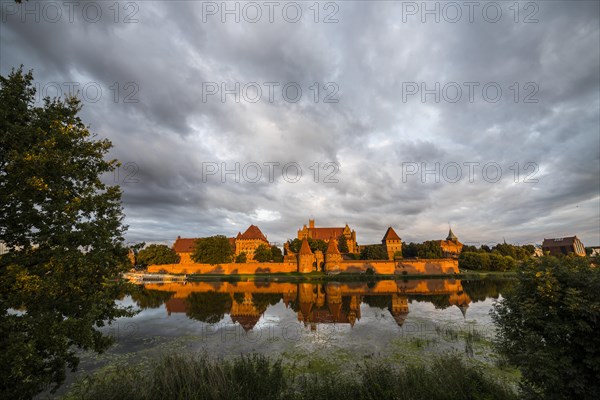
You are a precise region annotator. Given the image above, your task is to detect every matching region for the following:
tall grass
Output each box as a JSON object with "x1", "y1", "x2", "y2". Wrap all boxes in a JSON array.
[{"x1": 64, "y1": 353, "x2": 516, "y2": 400}]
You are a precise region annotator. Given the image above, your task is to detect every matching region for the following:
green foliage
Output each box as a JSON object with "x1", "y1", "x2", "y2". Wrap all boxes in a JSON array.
[
  {"x1": 136, "y1": 244, "x2": 180, "y2": 267},
  {"x1": 271, "y1": 245, "x2": 283, "y2": 262},
  {"x1": 458, "y1": 252, "x2": 490, "y2": 271},
  {"x1": 402, "y1": 241, "x2": 443, "y2": 259},
  {"x1": 359, "y1": 245, "x2": 388, "y2": 260},
  {"x1": 462, "y1": 243, "x2": 534, "y2": 261},
  {"x1": 65, "y1": 353, "x2": 516, "y2": 400},
  {"x1": 393, "y1": 251, "x2": 403, "y2": 260},
  {"x1": 0, "y1": 68, "x2": 132, "y2": 398},
  {"x1": 235, "y1": 252, "x2": 247, "y2": 263},
  {"x1": 459, "y1": 252, "x2": 516, "y2": 271},
  {"x1": 191, "y1": 235, "x2": 233, "y2": 265},
  {"x1": 492, "y1": 256, "x2": 600, "y2": 399},
  {"x1": 337, "y1": 235, "x2": 349, "y2": 253},
  {"x1": 254, "y1": 244, "x2": 272, "y2": 262}
]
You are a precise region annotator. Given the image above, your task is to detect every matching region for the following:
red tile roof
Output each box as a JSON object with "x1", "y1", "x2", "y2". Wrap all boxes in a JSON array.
[
  {"x1": 173, "y1": 237, "x2": 236, "y2": 253},
  {"x1": 173, "y1": 238, "x2": 197, "y2": 253},
  {"x1": 308, "y1": 227, "x2": 344, "y2": 241},
  {"x1": 382, "y1": 227, "x2": 401, "y2": 241},
  {"x1": 238, "y1": 225, "x2": 268, "y2": 242}
]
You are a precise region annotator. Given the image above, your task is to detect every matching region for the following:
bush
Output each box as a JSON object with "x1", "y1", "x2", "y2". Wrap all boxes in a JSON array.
[
  {"x1": 137, "y1": 244, "x2": 180, "y2": 267},
  {"x1": 235, "y1": 252, "x2": 247, "y2": 263},
  {"x1": 492, "y1": 256, "x2": 600, "y2": 399},
  {"x1": 191, "y1": 235, "x2": 233, "y2": 265},
  {"x1": 459, "y1": 252, "x2": 490, "y2": 271}
]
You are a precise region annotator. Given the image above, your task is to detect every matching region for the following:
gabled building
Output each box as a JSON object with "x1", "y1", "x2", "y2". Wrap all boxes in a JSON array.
[
  {"x1": 298, "y1": 219, "x2": 358, "y2": 253},
  {"x1": 235, "y1": 225, "x2": 269, "y2": 262},
  {"x1": 435, "y1": 228, "x2": 463, "y2": 258},
  {"x1": 542, "y1": 236, "x2": 586, "y2": 256}
]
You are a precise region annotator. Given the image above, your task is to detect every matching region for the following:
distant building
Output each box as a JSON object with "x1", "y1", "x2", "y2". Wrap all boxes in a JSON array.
[
  {"x1": 435, "y1": 228, "x2": 463, "y2": 258},
  {"x1": 590, "y1": 248, "x2": 600, "y2": 257},
  {"x1": 0, "y1": 242, "x2": 8, "y2": 255},
  {"x1": 542, "y1": 236, "x2": 586, "y2": 256},
  {"x1": 297, "y1": 219, "x2": 358, "y2": 253}
]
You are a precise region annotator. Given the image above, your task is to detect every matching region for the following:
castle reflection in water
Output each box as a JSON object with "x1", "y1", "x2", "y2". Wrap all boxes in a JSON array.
[{"x1": 129, "y1": 279, "x2": 507, "y2": 332}]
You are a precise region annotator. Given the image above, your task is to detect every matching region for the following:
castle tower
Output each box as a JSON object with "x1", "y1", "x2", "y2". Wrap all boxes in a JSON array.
[
  {"x1": 324, "y1": 237, "x2": 342, "y2": 275},
  {"x1": 447, "y1": 228, "x2": 458, "y2": 243},
  {"x1": 297, "y1": 239, "x2": 314, "y2": 273},
  {"x1": 382, "y1": 227, "x2": 402, "y2": 260},
  {"x1": 309, "y1": 219, "x2": 315, "y2": 229}
]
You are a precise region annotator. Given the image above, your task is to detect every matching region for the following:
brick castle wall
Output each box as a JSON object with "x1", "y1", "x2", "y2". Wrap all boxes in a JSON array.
[{"x1": 147, "y1": 258, "x2": 458, "y2": 275}]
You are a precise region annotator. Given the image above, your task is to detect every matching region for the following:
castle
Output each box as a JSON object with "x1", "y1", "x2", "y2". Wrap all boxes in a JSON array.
[{"x1": 149, "y1": 220, "x2": 462, "y2": 276}]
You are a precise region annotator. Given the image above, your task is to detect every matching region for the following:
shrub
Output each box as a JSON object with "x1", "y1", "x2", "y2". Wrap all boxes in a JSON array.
[{"x1": 492, "y1": 256, "x2": 600, "y2": 399}]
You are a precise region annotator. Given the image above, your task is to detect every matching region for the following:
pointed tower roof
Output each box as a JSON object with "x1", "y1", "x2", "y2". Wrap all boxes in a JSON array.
[
  {"x1": 383, "y1": 227, "x2": 401, "y2": 241},
  {"x1": 326, "y1": 237, "x2": 340, "y2": 254},
  {"x1": 299, "y1": 239, "x2": 313, "y2": 255},
  {"x1": 447, "y1": 228, "x2": 458, "y2": 241}
]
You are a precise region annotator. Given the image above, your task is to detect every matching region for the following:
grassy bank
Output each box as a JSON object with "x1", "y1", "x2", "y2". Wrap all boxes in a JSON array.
[
  {"x1": 64, "y1": 353, "x2": 516, "y2": 400},
  {"x1": 132, "y1": 270, "x2": 517, "y2": 283}
]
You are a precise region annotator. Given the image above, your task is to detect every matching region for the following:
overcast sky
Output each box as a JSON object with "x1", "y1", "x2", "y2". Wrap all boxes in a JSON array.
[{"x1": 2, "y1": 0, "x2": 599, "y2": 247}]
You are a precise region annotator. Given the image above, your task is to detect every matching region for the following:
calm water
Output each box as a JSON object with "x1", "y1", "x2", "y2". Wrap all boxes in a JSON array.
[{"x1": 59, "y1": 278, "x2": 515, "y2": 396}]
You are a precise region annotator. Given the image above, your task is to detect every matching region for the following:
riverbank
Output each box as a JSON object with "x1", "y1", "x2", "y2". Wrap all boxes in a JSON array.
[
  {"x1": 124, "y1": 270, "x2": 517, "y2": 283},
  {"x1": 62, "y1": 352, "x2": 517, "y2": 400}
]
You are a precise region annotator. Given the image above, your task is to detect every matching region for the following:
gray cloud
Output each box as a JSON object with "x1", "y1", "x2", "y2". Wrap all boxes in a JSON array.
[{"x1": 2, "y1": 0, "x2": 598, "y2": 247}]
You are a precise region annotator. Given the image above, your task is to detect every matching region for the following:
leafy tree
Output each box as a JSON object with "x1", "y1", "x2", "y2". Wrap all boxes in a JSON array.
[
  {"x1": 254, "y1": 244, "x2": 272, "y2": 262},
  {"x1": 191, "y1": 235, "x2": 233, "y2": 265},
  {"x1": 492, "y1": 256, "x2": 600, "y2": 399},
  {"x1": 235, "y1": 252, "x2": 247, "y2": 263},
  {"x1": 360, "y1": 245, "x2": 388, "y2": 260},
  {"x1": 271, "y1": 245, "x2": 283, "y2": 262},
  {"x1": 458, "y1": 252, "x2": 490, "y2": 271},
  {"x1": 417, "y1": 241, "x2": 443, "y2": 259},
  {"x1": 136, "y1": 244, "x2": 180, "y2": 267},
  {"x1": 402, "y1": 241, "x2": 443, "y2": 259},
  {"x1": 461, "y1": 245, "x2": 479, "y2": 253},
  {"x1": 0, "y1": 68, "x2": 132, "y2": 398},
  {"x1": 287, "y1": 238, "x2": 301, "y2": 253},
  {"x1": 338, "y1": 235, "x2": 349, "y2": 253},
  {"x1": 393, "y1": 251, "x2": 403, "y2": 260}
]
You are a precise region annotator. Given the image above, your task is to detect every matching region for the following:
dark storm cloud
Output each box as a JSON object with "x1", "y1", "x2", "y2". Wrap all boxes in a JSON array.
[{"x1": 1, "y1": 0, "x2": 598, "y2": 246}]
